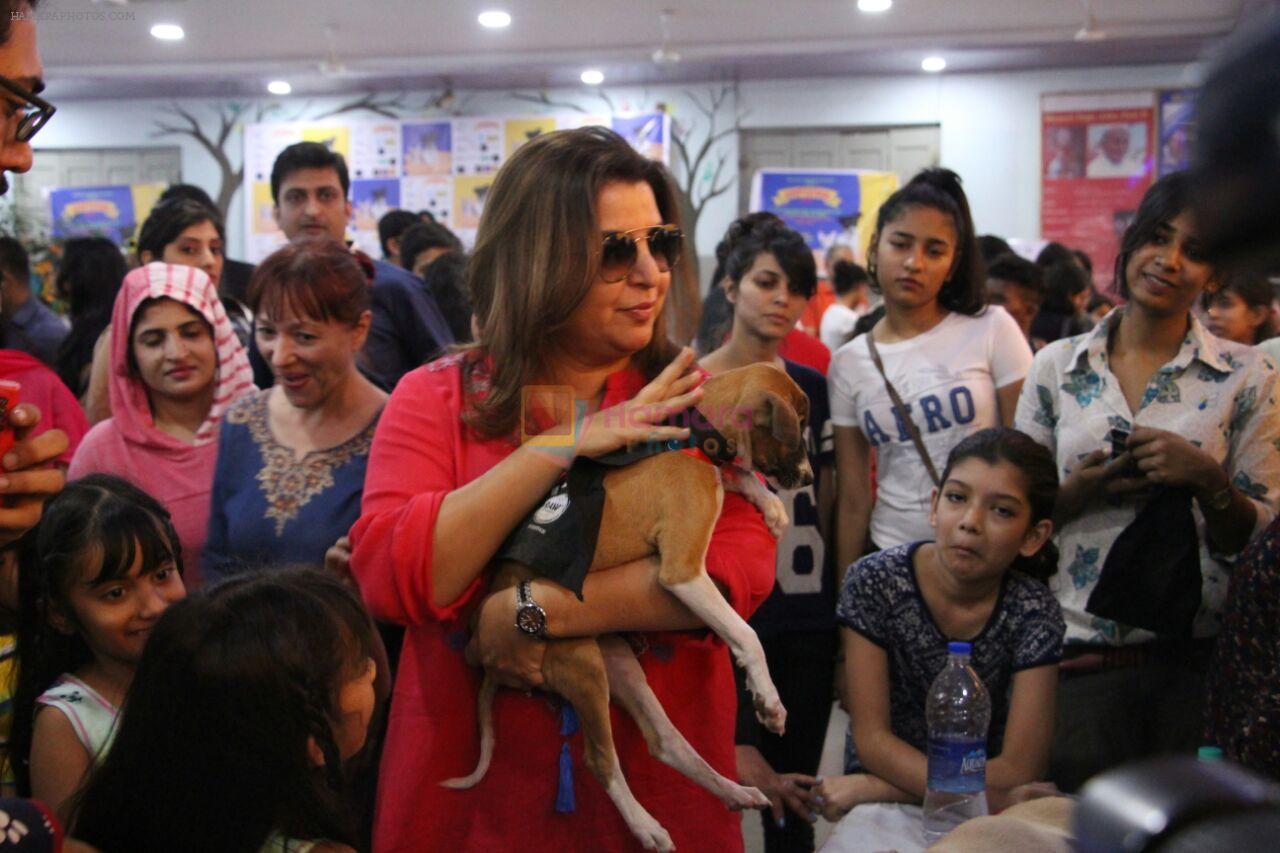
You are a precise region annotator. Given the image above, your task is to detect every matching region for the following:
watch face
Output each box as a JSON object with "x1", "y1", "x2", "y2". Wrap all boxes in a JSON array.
[{"x1": 517, "y1": 605, "x2": 546, "y2": 636}]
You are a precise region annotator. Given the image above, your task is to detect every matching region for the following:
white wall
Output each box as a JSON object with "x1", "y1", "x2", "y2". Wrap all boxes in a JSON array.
[
  {"x1": 33, "y1": 60, "x2": 1200, "y2": 262},
  {"x1": 732, "y1": 62, "x2": 1199, "y2": 249}
]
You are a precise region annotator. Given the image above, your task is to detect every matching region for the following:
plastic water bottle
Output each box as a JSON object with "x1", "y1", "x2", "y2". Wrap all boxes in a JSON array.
[{"x1": 922, "y1": 641, "x2": 991, "y2": 841}]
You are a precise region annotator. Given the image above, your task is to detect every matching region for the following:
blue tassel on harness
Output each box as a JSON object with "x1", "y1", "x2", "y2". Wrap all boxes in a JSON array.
[
  {"x1": 559, "y1": 703, "x2": 580, "y2": 736},
  {"x1": 555, "y1": 743, "x2": 576, "y2": 813},
  {"x1": 555, "y1": 704, "x2": 579, "y2": 813}
]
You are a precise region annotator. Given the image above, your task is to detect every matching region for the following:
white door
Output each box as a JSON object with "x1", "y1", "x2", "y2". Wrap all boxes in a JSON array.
[
  {"x1": 739, "y1": 125, "x2": 940, "y2": 214},
  {"x1": 842, "y1": 130, "x2": 891, "y2": 171},
  {"x1": 888, "y1": 126, "x2": 941, "y2": 183}
]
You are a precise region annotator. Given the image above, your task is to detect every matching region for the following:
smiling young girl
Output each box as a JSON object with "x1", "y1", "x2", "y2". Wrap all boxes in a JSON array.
[
  {"x1": 1015, "y1": 171, "x2": 1280, "y2": 791},
  {"x1": 69, "y1": 568, "x2": 383, "y2": 853},
  {"x1": 11, "y1": 475, "x2": 187, "y2": 824},
  {"x1": 68, "y1": 263, "x2": 254, "y2": 584},
  {"x1": 816, "y1": 428, "x2": 1064, "y2": 819},
  {"x1": 828, "y1": 168, "x2": 1033, "y2": 570}
]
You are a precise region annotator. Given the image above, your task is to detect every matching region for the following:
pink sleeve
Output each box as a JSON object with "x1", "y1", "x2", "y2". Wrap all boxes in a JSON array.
[
  {"x1": 67, "y1": 421, "x2": 111, "y2": 481},
  {"x1": 704, "y1": 491, "x2": 777, "y2": 619},
  {"x1": 349, "y1": 366, "x2": 484, "y2": 626},
  {"x1": 48, "y1": 377, "x2": 90, "y2": 465}
]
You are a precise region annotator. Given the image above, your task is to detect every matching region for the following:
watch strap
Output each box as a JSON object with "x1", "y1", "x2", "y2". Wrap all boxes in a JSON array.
[
  {"x1": 515, "y1": 579, "x2": 548, "y2": 639},
  {"x1": 1205, "y1": 482, "x2": 1234, "y2": 512}
]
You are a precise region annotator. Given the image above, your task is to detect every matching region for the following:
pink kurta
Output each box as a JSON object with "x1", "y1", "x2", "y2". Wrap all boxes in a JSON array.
[{"x1": 67, "y1": 263, "x2": 253, "y2": 586}]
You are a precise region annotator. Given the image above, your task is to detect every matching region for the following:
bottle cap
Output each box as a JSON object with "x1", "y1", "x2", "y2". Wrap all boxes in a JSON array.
[
  {"x1": 1198, "y1": 746, "x2": 1224, "y2": 761},
  {"x1": 947, "y1": 641, "x2": 972, "y2": 656}
]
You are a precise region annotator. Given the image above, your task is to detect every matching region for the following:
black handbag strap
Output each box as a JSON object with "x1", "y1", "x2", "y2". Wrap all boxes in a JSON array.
[{"x1": 866, "y1": 333, "x2": 941, "y2": 488}]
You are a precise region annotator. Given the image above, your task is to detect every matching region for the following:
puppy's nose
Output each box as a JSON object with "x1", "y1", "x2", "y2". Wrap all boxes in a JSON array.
[{"x1": 798, "y1": 461, "x2": 814, "y2": 488}]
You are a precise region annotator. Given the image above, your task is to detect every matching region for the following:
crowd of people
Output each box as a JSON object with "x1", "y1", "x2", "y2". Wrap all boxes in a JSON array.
[{"x1": 0, "y1": 2, "x2": 1277, "y2": 851}]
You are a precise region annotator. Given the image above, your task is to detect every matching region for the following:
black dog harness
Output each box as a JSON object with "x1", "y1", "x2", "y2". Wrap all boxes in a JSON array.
[{"x1": 495, "y1": 408, "x2": 739, "y2": 597}]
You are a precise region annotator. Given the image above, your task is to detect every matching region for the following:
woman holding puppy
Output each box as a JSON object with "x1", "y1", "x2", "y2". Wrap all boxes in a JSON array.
[{"x1": 349, "y1": 127, "x2": 776, "y2": 852}]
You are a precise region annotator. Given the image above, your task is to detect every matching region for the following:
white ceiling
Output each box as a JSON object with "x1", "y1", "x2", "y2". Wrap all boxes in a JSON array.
[{"x1": 36, "y1": 0, "x2": 1271, "y2": 100}]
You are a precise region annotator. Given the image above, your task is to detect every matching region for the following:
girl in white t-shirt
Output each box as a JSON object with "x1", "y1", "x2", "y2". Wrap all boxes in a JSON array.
[{"x1": 828, "y1": 169, "x2": 1033, "y2": 571}]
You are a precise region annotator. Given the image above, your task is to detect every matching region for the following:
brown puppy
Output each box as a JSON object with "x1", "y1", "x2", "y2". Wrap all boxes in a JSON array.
[{"x1": 444, "y1": 363, "x2": 814, "y2": 851}]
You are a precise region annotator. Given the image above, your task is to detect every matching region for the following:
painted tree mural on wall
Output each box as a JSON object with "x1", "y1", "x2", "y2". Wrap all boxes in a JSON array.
[
  {"x1": 149, "y1": 83, "x2": 743, "y2": 345},
  {"x1": 150, "y1": 89, "x2": 462, "y2": 222},
  {"x1": 151, "y1": 102, "x2": 265, "y2": 221},
  {"x1": 668, "y1": 84, "x2": 745, "y2": 283}
]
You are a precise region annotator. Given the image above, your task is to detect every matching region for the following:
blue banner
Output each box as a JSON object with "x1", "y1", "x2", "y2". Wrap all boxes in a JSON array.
[
  {"x1": 750, "y1": 169, "x2": 899, "y2": 255},
  {"x1": 49, "y1": 185, "x2": 137, "y2": 242}
]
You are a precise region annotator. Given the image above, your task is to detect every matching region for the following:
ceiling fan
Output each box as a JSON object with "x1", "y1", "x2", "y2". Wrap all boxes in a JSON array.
[
  {"x1": 317, "y1": 24, "x2": 356, "y2": 77},
  {"x1": 651, "y1": 8, "x2": 682, "y2": 65},
  {"x1": 1074, "y1": 0, "x2": 1108, "y2": 42}
]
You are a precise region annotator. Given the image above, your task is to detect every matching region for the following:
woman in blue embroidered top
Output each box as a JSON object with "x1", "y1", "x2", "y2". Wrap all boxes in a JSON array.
[
  {"x1": 204, "y1": 238, "x2": 387, "y2": 581},
  {"x1": 1013, "y1": 171, "x2": 1280, "y2": 791}
]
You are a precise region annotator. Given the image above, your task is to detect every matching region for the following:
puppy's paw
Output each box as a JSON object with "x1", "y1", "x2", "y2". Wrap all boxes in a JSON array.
[
  {"x1": 727, "y1": 783, "x2": 771, "y2": 812},
  {"x1": 761, "y1": 493, "x2": 789, "y2": 538},
  {"x1": 636, "y1": 821, "x2": 675, "y2": 852},
  {"x1": 753, "y1": 692, "x2": 788, "y2": 736}
]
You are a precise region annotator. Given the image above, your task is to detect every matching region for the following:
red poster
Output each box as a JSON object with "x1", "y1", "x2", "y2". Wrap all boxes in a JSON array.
[{"x1": 1041, "y1": 92, "x2": 1156, "y2": 296}]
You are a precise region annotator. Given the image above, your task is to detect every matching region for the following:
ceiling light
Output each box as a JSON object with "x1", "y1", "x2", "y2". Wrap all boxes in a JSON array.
[
  {"x1": 267, "y1": 80, "x2": 292, "y2": 96},
  {"x1": 857, "y1": 0, "x2": 893, "y2": 12},
  {"x1": 150, "y1": 23, "x2": 185, "y2": 41},
  {"x1": 581, "y1": 69, "x2": 605, "y2": 86},
  {"x1": 921, "y1": 56, "x2": 947, "y2": 72},
  {"x1": 478, "y1": 10, "x2": 512, "y2": 28}
]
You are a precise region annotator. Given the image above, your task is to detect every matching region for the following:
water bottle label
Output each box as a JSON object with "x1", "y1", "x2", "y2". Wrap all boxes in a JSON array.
[{"x1": 927, "y1": 738, "x2": 986, "y2": 793}]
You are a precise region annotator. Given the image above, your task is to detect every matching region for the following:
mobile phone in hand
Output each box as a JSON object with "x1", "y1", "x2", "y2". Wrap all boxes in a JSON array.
[
  {"x1": 1109, "y1": 427, "x2": 1130, "y2": 460},
  {"x1": 0, "y1": 380, "x2": 21, "y2": 458}
]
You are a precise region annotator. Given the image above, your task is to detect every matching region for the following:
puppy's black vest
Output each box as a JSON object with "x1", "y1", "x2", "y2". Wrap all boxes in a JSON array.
[{"x1": 495, "y1": 410, "x2": 737, "y2": 597}]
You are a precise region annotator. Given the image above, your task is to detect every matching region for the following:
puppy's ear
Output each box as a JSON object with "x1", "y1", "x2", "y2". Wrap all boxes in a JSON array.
[{"x1": 755, "y1": 391, "x2": 802, "y2": 448}]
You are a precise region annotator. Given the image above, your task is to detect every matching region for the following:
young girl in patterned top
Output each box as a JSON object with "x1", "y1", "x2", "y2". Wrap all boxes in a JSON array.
[
  {"x1": 816, "y1": 428, "x2": 1065, "y2": 819},
  {"x1": 70, "y1": 569, "x2": 382, "y2": 853},
  {"x1": 11, "y1": 475, "x2": 187, "y2": 824}
]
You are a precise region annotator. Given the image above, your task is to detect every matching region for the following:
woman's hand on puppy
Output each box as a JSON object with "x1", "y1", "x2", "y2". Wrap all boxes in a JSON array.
[
  {"x1": 471, "y1": 584, "x2": 547, "y2": 690},
  {"x1": 572, "y1": 347, "x2": 704, "y2": 460}
]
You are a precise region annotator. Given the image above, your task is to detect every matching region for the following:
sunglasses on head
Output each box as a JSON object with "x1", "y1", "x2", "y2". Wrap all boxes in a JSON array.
[
  {"x1": 599, "y1": 224, "x2": 683, "y2": 284},
  {"x1": 0, "y1": 76, "x2": 54, "y2": 143}
]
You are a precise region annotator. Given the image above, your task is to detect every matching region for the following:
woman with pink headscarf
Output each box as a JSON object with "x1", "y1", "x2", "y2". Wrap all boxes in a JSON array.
[{"x1": 68, "y1": 263, "x2": 253, "y2": 585}]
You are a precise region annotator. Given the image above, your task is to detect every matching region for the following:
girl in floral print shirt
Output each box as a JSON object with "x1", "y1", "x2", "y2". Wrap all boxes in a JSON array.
[{"x1": 1013, "y1": 171, "x2": 1280, "y2": 791}]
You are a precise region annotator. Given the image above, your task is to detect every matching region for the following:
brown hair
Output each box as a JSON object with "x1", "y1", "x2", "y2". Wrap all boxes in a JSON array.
[
  {"x1": 464, "y1": 126, "x2": 689, "y2": 439},
  {"x1": 248, "y1": 237, "x2": 372, "y2": 326}
]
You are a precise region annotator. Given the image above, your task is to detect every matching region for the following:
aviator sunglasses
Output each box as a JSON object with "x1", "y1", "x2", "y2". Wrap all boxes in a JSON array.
[{"x1": 599, "y1": 224, "x2": 683, "y2": 283}]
